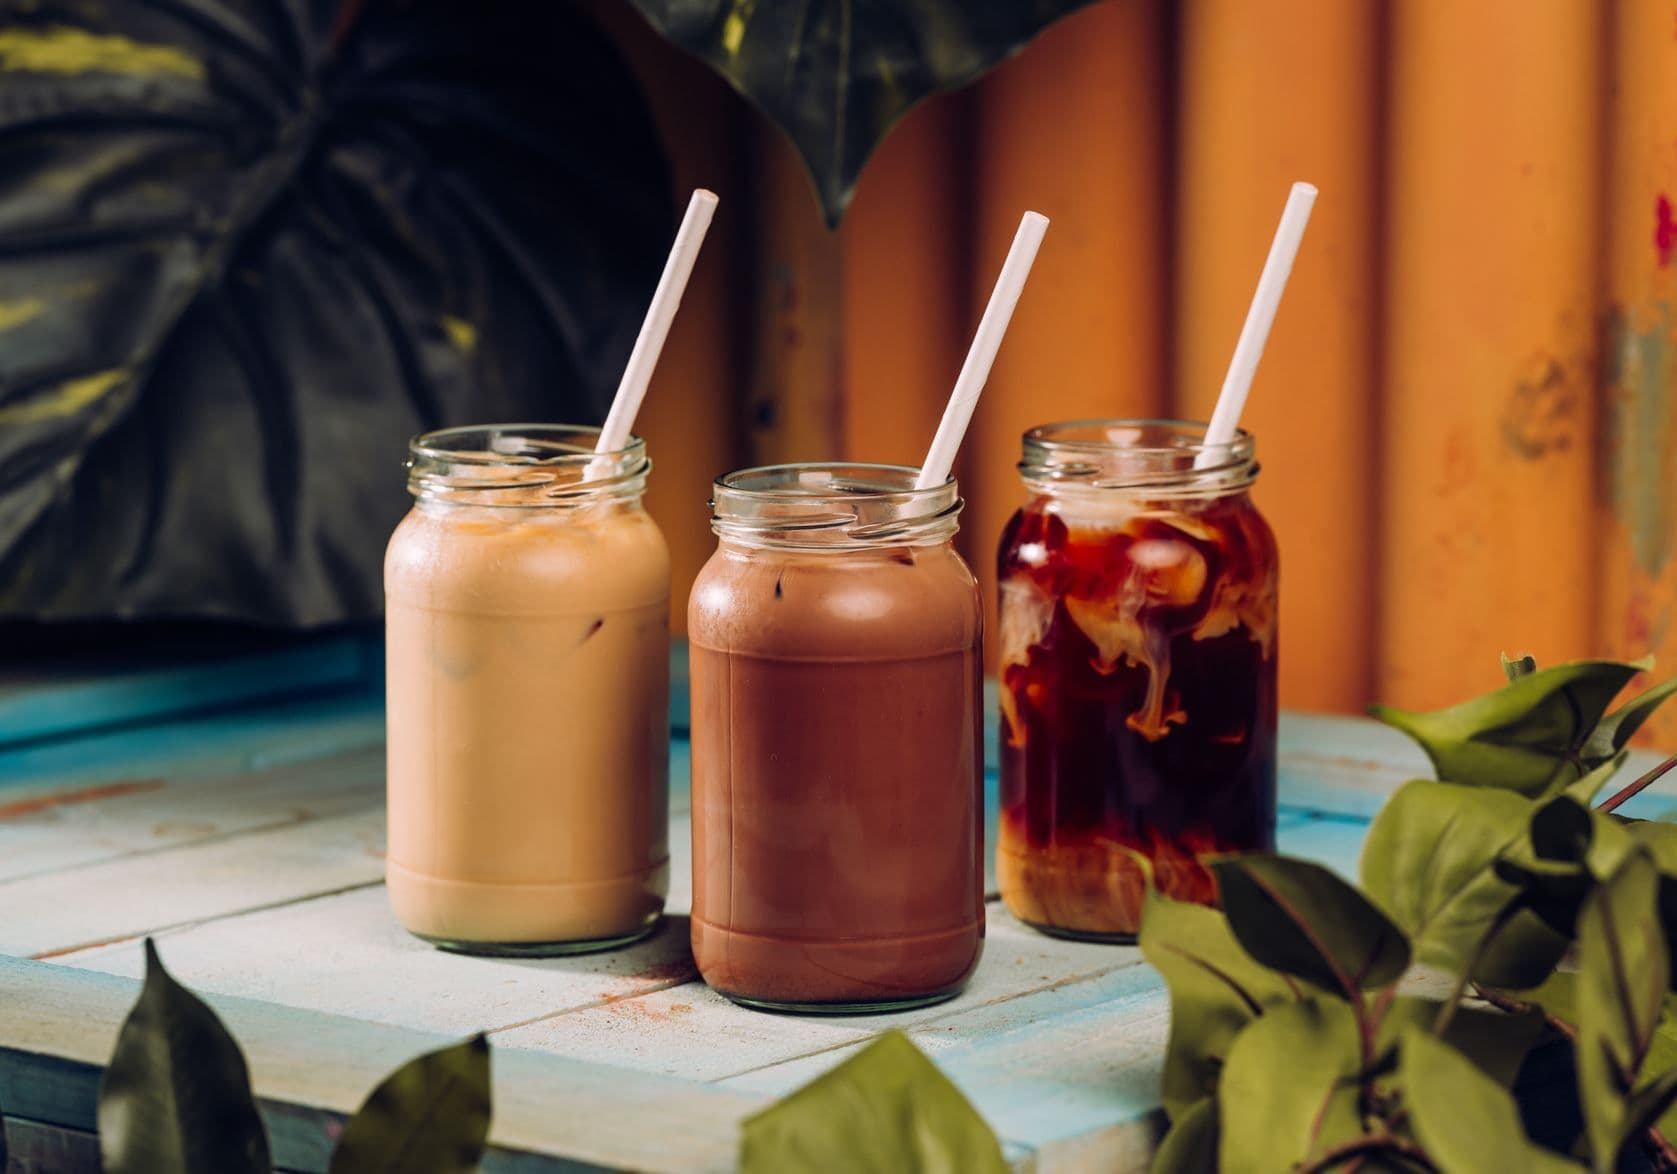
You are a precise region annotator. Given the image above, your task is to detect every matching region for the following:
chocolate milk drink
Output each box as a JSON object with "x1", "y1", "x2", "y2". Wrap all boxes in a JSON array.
[
  {"x1": 384, "y1": 426, "x2": 670, "y2": 953},
  {"x1": 687, "y1": 464, "x2": 984, "y2": 1011}
]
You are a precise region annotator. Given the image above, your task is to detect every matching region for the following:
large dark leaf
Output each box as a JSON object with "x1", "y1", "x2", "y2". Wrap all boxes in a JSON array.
[
  {"x1": 1213, "y1": 856, "x2": 1410, "y2": 996},
  {"x1": 329, "y1": 1034, "x2": 490, "y2": 1174},
  {"x1": 738, "y1": 1030, "x2": 1007, "y2": 1173},
  {"x1": 98, "y1": 938, "x2": 270, "y2": 1174},
  {"x1": 0, "y1": 0, "x2": 671, "y2": 626},
  {"x1": 624, "y1": 0, "x2": 1097, "y2": 225}
]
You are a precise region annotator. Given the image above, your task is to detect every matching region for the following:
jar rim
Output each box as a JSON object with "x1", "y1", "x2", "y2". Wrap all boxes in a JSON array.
[
  {"x1": 711, "y1": 462, "x2": 961, "y2": 547},
  {"x1": 409, "y1": 423, "x2": 644, "y2": 466},
  {"x1": 406, "y1": 424, "x2": 648, "y2": 506},
  {"x1": 1019, "y1": 419, "x2": 1256, "y2": 492},
  {"x1": 715, "y1": 461, "x2": 953, "y2": 501}
]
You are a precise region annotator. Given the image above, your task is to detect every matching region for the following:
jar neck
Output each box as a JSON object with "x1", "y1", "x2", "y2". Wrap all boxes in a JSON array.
[
  {"x1": 710, "y1": 463, "x2": 961, "y2": 551},
  {"x1": 1017, "y1": 419, "x2": 1257, "y2": 501},
  {"x1": 406, "y1": 424, "x2": 649, "y2": 509}
]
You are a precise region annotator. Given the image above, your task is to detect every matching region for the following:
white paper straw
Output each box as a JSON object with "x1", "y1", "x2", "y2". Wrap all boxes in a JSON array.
[
  {"x1": 915, "y1": 211, "x2": 1050, "y2": 490},
  {"x1": 587, "y1": 189, "x2": 719, "y2": 477},
  {"x1": 1195, "y1": 182, "x2": 1318, "y2": 469}
]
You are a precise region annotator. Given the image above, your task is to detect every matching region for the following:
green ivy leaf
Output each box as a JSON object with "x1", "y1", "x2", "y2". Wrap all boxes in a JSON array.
[
  {"x1": 1216, "y1": 1000, "x2": 1364, "y2": 1174},
  {"x1": 1623, "y1": 821, "x2": 1677, "y2": 988},
  {"x1": 627, "y1": 0, "x2": 1100, "y2": 225},
  {"x1": 1523, "y1": 974, "x2": 1677, "y2": 1147},
  {"x1": 1213, "y1": 856, "x2": 1410, "y2": 997},
  {"x1": 1150, "y1": 1096, "x2": 1218, "y2": 1174},
  {"x1": 1577, "y1": 849, "x2": 1669, "y2": 1171},
  {"x1": 1584, "y1": 675, "x2": 1677, "y2": 761},
  {"x1": 328, "y1": 1035, "x2": 491, "y2": 1174},
  {"x1": 1139, "y1": 888, "x2": 1302, "y2": 1118},
  {"x1": 1375, "y1": 998, "x2": 1545, "y2": 1087},
  {"x1": 739, "y1": 1031, "x2": 1006, "y2": 1174},
  {"x1": 98, "y1": 939, "x2": 270, "y2": 1174},
  {"x1": 1494, "y1": 788, "x2": 1635, "y2": 941},
  {"x1": 1370, "y1": 657, "x2": 1652, "y2": 796},
  {"x1": 1401, "y1": 1027, "x2": 1581, "y2": 1172},
  {"x1": 1360, "y1": 779, "x2": 1531, "y2": 977}
]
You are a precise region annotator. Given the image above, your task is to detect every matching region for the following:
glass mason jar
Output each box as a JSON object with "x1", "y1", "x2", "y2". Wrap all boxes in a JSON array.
[
  {"x1": 996, "y1": 421, "x2": 1278, "y2": 941},
  {"x1": 688, "y1": 464, "x2": 985, "y2": 1013},
  {"x1": 384, "y1": 425, "x2": 670, "y2": 955}
]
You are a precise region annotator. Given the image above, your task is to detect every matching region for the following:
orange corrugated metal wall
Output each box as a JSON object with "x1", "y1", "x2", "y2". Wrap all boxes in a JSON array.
[{"x1": 602, "y1": 1, "x2": 1677, "y2": 739}]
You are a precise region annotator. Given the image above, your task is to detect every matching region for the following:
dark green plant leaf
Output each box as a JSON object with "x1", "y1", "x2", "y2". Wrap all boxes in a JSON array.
[
  {"x1": 1401, "y1": 1027, "x2": 1581, "y2": 1172},
  {"x1": 1577, "y1": 849, "x2": 1668, "y2": 1170},
  {"x1": 1138, "y1": 888, "x2": 1302, "y2": 1118},
  {"x1": 1504, "y1": 653, "x2": 1540, "y2": 681},
  {"x1": 1584, "y1": 674, "x2": 1677, "y2": 761},
  {"x1": 329, "y1": 1034, "x2": 490, "y2": 1174},
  {"x1": 1623, "y1": 821, "x2": 1677, "y2": 988},
  {"x1": 1151, "y1": 1096, "x2": 1217, "y2": 1174},
  {"x1": 0, "y1": 0, "x2": 672, "y2": 626},
  {"x1": 625, "y1": 0, "x2": 1098, "y2": 225},
  {"x1": 1521, "y1": 974, "x2": 1677, "y2": 1146},
  {"x1": 98, "y1": 939, "x2": 269, "y2": 1174},
  {"x1": 739, "y1": 1030, "x2": 1006, "y2": 1174},
  {"x1": 1216, "y1": 1000, "x2": 1363, "y2": 1174},
  {"x1": 1375, "y1": 997, "x2": 1546, "y2": 1087},
  {"x1": 1214, "y1": 856, "x2": 1409, "y2": 996},
  {"x1": 1494, "y1": 790, "x2": 1633, "y2": 940},
  {"x1": 1370, "y1": 657, "x2": 1652, "y2": 796},
  {"x1": 1360, "y1": 779, "x2": 1531, "y2": 976}
]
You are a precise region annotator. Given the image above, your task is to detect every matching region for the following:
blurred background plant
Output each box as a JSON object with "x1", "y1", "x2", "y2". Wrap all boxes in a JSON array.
[{"x1": 2, "y1": 0, "x2": 1674, "y2": 742}]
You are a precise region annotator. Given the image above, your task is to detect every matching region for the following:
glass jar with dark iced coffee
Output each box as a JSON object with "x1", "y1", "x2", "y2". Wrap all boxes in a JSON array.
[
  {"x1": 997, "y1": 421, "x2": 1278, "y2": 941},
  {"x1": 688, "y1": 464, "x2": 985, "y2": 1012}
]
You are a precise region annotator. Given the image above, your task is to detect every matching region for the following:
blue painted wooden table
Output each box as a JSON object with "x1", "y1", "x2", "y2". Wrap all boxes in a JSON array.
[{"x1": 2, "y1": 635, "x2": 1674, "y2": 1171}]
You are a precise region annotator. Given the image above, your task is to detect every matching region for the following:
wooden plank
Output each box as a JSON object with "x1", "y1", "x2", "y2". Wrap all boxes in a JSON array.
[
  {"x1": 2, "y1": 1114, "x2": 101, "y2": 1173},
  {"x1": 717, "y1": 963, "x2": 1170, "y2": 1171},
  {"x1": 0, "y1": 956, "x2": 759, "y2": 1174},
  {"x1": 0, "y1": 747, "x2": 383, "y2": 885},
  {"x1": 494, "y1": 908, "x2": 1144, "y2": 1082},
  {"x1": 58, "y1": 891, "x2": 699, "y2": 1040},
  {"x1": 0, "y1": 637, "x2": 375, "y2": 749},
  {"x1": 0, "y1": 688, "x2": 384, "y2": 796},
  {"x1": 0, "y1": 810, "x2": 386, "y2": 958}
]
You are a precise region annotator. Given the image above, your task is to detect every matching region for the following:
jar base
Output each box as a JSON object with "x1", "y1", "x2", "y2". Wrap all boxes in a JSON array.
[
  {"x1": 1016, "y1": 920, "x2": 1137, "y2": 946},
  {"x1": 415, "y1": 915, "x2": 661, "y2": 958},
  {"x1": 717, "y1": 987, "x2": 963, "y2": 1016}
]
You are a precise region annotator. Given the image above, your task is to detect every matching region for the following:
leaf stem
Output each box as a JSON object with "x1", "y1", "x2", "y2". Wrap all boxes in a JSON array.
[
  {"x1": 1299, "y1": 1133, "x2": 1439, "y2": 1174},
  {"x1": 1432, "y1": 899, "x2": 1521, "y2": 1040},
  {"x1": 1599, "y1": 755, "x2": 1677, "y2": 813}
]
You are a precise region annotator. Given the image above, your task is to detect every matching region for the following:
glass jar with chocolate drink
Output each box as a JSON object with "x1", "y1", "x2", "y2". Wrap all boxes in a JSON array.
[
  {"x1": 384, "y1": 425, "x2": 670, "y2": 954},
  {"x1": 688, "y1": 464, "x2": 985, "y2": 1012},
  {"x1": 996, "y1": 421, "x2": 1278, "y2": 941}
]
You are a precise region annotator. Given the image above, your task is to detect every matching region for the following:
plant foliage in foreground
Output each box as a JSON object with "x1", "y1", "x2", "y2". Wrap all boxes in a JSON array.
[
  {"x1": 1145, "y1": 655, "x2": 1677, "y2": 1173},
  {"x1": 95, "y1": 942, "x2": 491, "y2": 1174}
]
